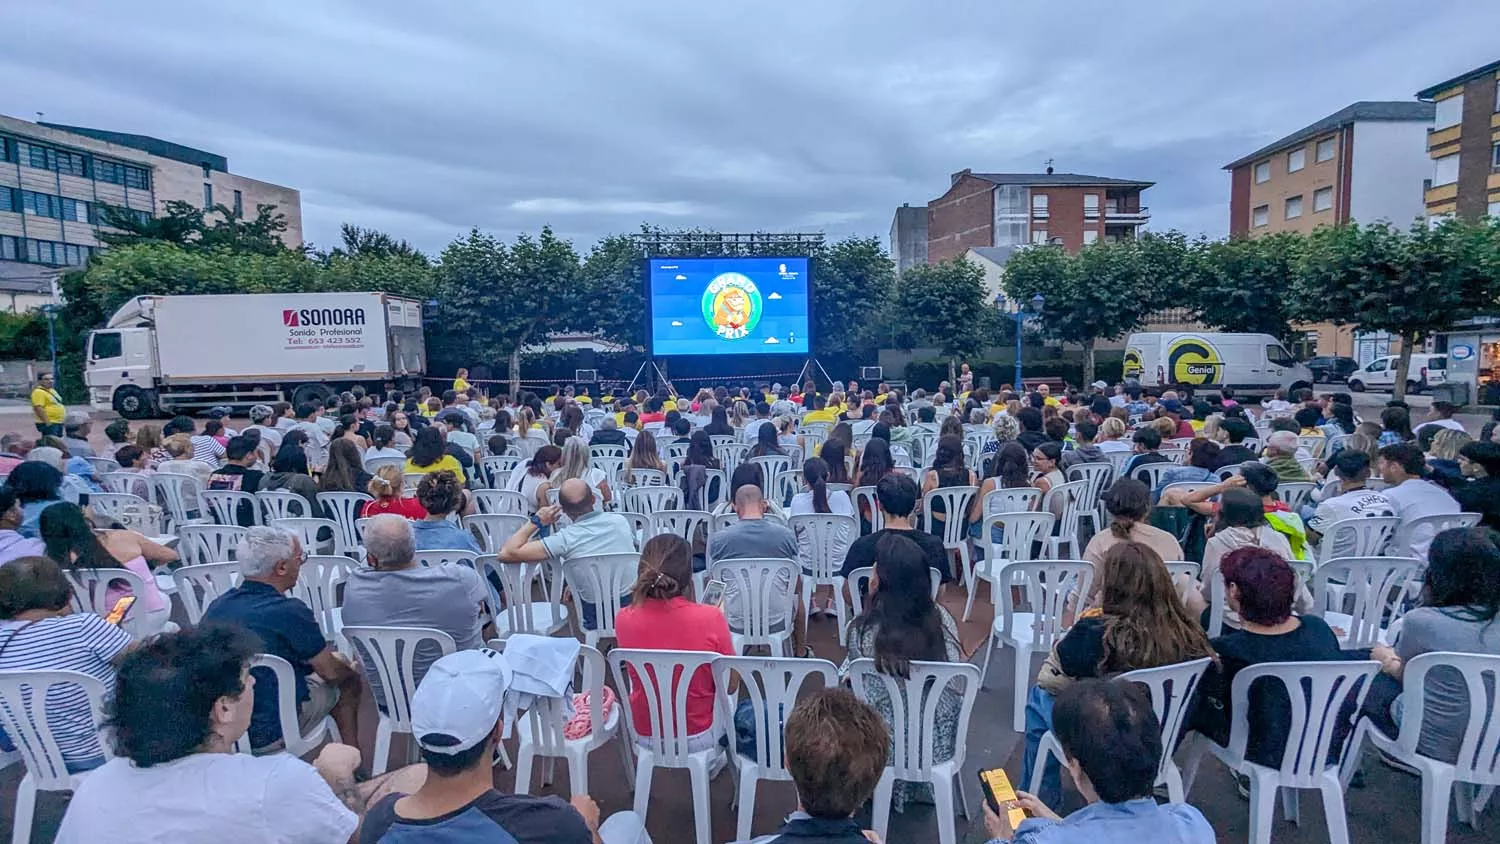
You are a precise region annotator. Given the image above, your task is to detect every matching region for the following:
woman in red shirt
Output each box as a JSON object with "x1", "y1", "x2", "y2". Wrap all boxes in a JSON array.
[
  {"x1": 615, "y1": 534, "x2": 735, "y2": 752},
  {"x1": 361, "y1": 465, "x2": 427, "y2": 519}
]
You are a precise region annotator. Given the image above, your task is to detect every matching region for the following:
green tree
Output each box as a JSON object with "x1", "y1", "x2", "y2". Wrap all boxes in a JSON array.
[
  {"x1": 580, "y1": 233, "x2": 647, "y2": 350},
  {"x1": 810, "y1": 236, "x2": 896, "y2": 359},
  {"x1": 892, "y1": 258, "x2": 994, "y2": 386},
  {"x1": 320, "y1": 224, "x2": 426, "y2": 262},
  {"x1": 97, "y1": 200, "x2": 292, "y2": 256},
  {"x1": 1291, "y1": 220, "x2": 1500, "y2": 400},
  {"x1": 1192, "y1": 232, "x2": 1303, "y2": 341}
]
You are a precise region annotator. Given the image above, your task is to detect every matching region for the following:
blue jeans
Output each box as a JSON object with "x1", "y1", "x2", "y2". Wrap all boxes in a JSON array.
[{"x1": 1021, "y1": 686, "x2": 1062, "y2": 808}]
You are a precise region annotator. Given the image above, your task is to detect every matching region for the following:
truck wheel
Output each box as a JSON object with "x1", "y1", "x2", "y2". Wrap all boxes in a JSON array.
[
  {"x1": 113, "y1": 386, "x2": 156, "y2": 420},
  {"x1": 1348, "y1": 379, "x2": 1365, "y2": 393},
  {"x1": 291, "y1": 383, "x2": 333, "y2": 409}
]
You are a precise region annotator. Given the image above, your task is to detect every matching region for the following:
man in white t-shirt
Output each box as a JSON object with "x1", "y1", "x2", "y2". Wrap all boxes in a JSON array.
[
  {"x1": 1307, "y1": 450, "x2": 1395, "y2": 558},
  {"x1": 289, "y1": 402, "x2": 332, "y2": 470},
  {"x1": 1413, "y1": 401, "x2": 1467, "y2": 437},
  {"x1": 1377, "y1": 443, "x2": 1460, "y2": 559},
  {"x1": 55, "y1": 625, "x2": 425, "y2": 844}
]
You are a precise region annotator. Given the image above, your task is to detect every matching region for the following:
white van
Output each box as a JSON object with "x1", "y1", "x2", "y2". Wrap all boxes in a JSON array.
[
  {"x1": 1121, "y1": 332, "x2": 1313, "y2": 397},
  {"x1": 1345, "y1": 354, "x2": 1447, "y2": 394}
]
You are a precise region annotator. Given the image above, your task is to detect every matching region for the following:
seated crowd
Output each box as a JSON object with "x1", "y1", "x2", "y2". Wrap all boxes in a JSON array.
[{"x1": 1, "y1": 373, "x2": 1496, "y2": 844}]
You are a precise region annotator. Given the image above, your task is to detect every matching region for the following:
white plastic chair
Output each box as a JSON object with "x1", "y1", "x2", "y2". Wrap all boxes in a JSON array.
[
  {"x1": 648, "y1": 509, "x2": 712, "y2": 544},
  {"x1": 608, "y1": 648, "x2": 727, "y2": 844},
  {"x1": 511, "y1": 640, "x2": 633, "y2": 798},
  {"x1": 619, "y1": 511, "x2": 650, "y2": 548},
  {"x1": 715, "y1": 656, "x2": 840, "y2": 840},
  {"x1": 922, "y1": 485, "x2": 978, "y2": 588},
  {"x1": 1039, "y1": 479, "x2": 1086, "y2": 559},
  {"x1": 343, "y1": 625, "x2": 457, "y2": 774},
  {"x1": 846, "y1": 659, "x2": 982, "y2": 844},
  {"x1": 983, "y1": 486, "x2": 1041, "y2": 516},
  {"x1": 714, "y1": 442, "x2": 750, "y2": 477},
  {"x1": 1315, "y1": 516, "x2": 1398, "y2": 564},
  {"x1": 257, "y1": 489, "x2": 312, "y2": 522},
  {"x1": 1102, "y1": 449, "x2": 1133, "y2": 477},
  {"x1": 1298, "y1": 435, "x2": 1328, "y2": 458},
  {"x1": 1277, "y1": 482, "x2": 1317, "y2": 512},
  {"x1": 1183, "y1": 660, "x2": 1378, "y2": 844},
  {"x1": 621, "y1": 485, "x2": 681, "y2": 515},
  {"x1": 402, "y1": 472, "x2": 427, "y2": 492},
  {"x1": 748, "y1": 455, "x2": 793, "y2": 494},
  {"x1": 473, "y1": 488, "x2": 530, "y2": 516},
  {"x1": 1394, "y1": 512, "x2": 1482, "y2": 559},
  {"x1": 412, "y1": 549, "x2": 479, "y2": 569},
  {"x1": 363, "y1": 455, "x2": 405, "y2": 476},
  {"x1": 62, "y1": 566, "x2": 153, "y2": 638},
  {"x1": 590, "y1": 444, "x2": 628, "y2": 461},
  {"x1": 768, "y1": 470, "x2": 800, "y2": 508},
  {"x1": 622, "y1": 467, "x2": 668, "y2": 488},
  {"x1": 0, "y1": 670, "x2": 109, "y2": 844},
  {"x1": 1065, "y1": 462, "x2": 1113, "y2": 535},
  {"x1": 561, "y1": 553, "x2": 639, "y2": 647},
  {"x1": 790, "y1": 513, "x2": 857, "y2": 645},
  {"x1": 851, "y1": 486, "x2": 883, "y2": 534},
  {"x1": 478, "y1": 555, "x2": 570, "y2": 638},
  {"x1": 480, "y1": 455, "x2": 525, "y2": 487},
  {"x1": 178, "y1": 524, "x2": 247, "y2": 567},
  {"x1": 1164, "y1": 561, "x2": 1202, "y2": 602},
  {"x1": 98, "y1": 471, "x2": 152, "y2": 499},
  {"x1": 202, "y1": 489, "x2": 261, "y2": 526},
  {"x1": 970, "y1": 511, "x2": 1054, "y2": 622},
  {"x1": 708, "y1": 557, "x2": 800, "y2": 655},
  {"x1": 84, "y1": 456, "x2": 120, "y2": 476},
  {"x1": 1341, "y1": 652, "x2": 1500, "y2": 844},
  {"x1": 1029, "y1": 657, "x2": 1212, "y2": 802},
  {"x1": 1309, "y1": 556, "x2": 1424, "y2": 649},
  {"x1": 152, "y1": 472, "x2": 207, "y2": 529},
  {"x1": 847, "y1": 566, "x2": 943, "y2": 618},
  {"x1": 464, "y1": 513, "x2": 528, "y2": 554},
  {"x1": 318, "y1": 491, "x2": 372, "y2": 556},
  {"x1": 1132, "y1": 462, "x2": 1175, "y2": 492},
  {"x1": 233, "y1": 653, "x2": 340, "y2": 757},
  {"x1": 981, "y1": 560, "x2": 1094, "y2": 731},
  {"x1": 171, "y1": 561, "x2": 243, "y2": 624},
  {"x1": 293, "y1": 555, "x2": 358, "y2": 647},
  {"x1": 270, "y1": 517, "x2": 339, "y2": 556}
]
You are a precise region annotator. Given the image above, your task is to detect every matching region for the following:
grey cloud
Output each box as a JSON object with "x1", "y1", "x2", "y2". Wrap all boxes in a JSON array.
[{"x1": 6, "y1": 1, "x2": 1498, "y2": 256}]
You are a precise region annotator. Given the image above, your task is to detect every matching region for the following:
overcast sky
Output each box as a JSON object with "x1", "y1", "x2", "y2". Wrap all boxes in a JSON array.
[{"x1": 7, "y1": 1, "x2": 1498, "y2": 256}]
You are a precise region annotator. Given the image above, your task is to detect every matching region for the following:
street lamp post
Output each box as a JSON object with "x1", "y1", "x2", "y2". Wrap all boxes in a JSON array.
[
  {"x1": 40, "y1": 304, "x2": 62, "y2": 387},
  {"x1": 1012, "y1": 293, "x2": 1044, "y2": 391}
]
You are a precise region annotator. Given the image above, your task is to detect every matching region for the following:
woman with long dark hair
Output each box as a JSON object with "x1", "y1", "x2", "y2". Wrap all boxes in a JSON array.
[
  {"x1": 40, "y1": 501, "x2": 176, "y2": 632},
  {"x1": 625, "y1": 429, "x2": 668, "y2": 486},
  {"x1": 841, "y1": 534, "x2": 963, "y2": 810},
  {"x1": 921, "y1": 434, "x2": 975, "y2": 536},
  {"x1": 261, "y1": 440, "x2": 321, "y2": 512},
  {"x1": 967, "y1": 441, "x2": 1032, "y2": 540},
  {"x1": 1081, "y1": 478, "x2": 1183, "y2": 566},
  {"x1": 790, "y1": 457, "x2": 853, "y2": 518},
  {"x1": 856, "y1": 437, "x2": 897, "y2": 488},
  {"x1": 748, "y1": 420, "x2": 785, "y2": 459},
  {"x1": 820, "y1": 438, "x2": 852, "y2": 485},
  {"x1": 683, "y1": 430, "x2": 720, "y2": 469},
  {"x1": 515, "y1": 444, "x2": 562, "y2": 512},
  {"x1": 318, "y1": 438, "x2": 372, "y2": 493},
  {"x1": 405, "y1": 426, "x2": 464, "y2": 480}
]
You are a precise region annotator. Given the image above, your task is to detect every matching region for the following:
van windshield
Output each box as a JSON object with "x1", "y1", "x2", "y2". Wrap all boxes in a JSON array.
[{"x1": 1265, "y1": 344, "x2": 1295, "y2": 366}]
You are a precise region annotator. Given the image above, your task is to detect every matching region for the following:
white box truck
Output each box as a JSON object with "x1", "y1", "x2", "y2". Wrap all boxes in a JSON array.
[
  {"x1": 85, "y1": 292, "x2": 427, "y2": 418},
  {"x1": 1121, "y1": 332, "x2": 1313, "y2": 398}
]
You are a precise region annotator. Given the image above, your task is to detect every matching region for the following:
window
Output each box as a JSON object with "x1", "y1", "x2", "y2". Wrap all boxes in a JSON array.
[
  {"x1": 1492, "y1": 142, "x2": 1499, "y2": 169},
  {"x1": 21, "y1": 190, "x2": 55, "y2": 218},
  {"x1": 994, "y1": 222, "x2": 1026, "y2": 247},
  {"x1": 1434, "y1": 94, "x2": 1464, "y2": 129},
  {"x1": 26, "y1": 239, "x2": 56, "y2": 264},
  {"x1": 0, "y1": 235, "x2": 16, "y2": 261},
  {"x1": 60, "y1": 198, "x2": 89, "y2": 223},
  {"x1": 123, "y1": 165, "x2": 149, "y2": 190},
  {"x1": 1367, "y1": 358, "x2": 1388, "y2": 373},
  {"x1": 1254, "y1": 161, "x2": 1270, "y2": 183},
  {"x1": 0, "y1": 186, "x2": 16, "y2": 213},
  {"x1": 20, "y1": 142, "x2": 88, "y2": 177},
  {"x1": 1031, "y1": 229, "x2": 1049, "y2": 244},
  {"x1": 994, "y1": 185, "x2": 1028, "y2": 216},
  {"x1": 19, "y1": 239, "x2": 90, "y2": 267},
  {"x1": 1285, "y1": 195, "x2": 1303, "y2": 219},
  {"x1": 90, "y1": 332, "x2": 122, "y2": 360},
  {"x1": 1287, "y1": 148, "x2": 1306, "y2": 173},
  {"x1": 1313, "y1": 186, "x2": 1333, "y2": 213},
  {"x1": 1083, "y1": 194, "x2": 1099, "y2": 217},
  {"x1": 0, "y1": 136, "x2": 11, "y2": 163},
  {"x1": 1266, "y1": 345, "x2": 1295, "y2": 366},
  {"x1": 1031, "y1": 193, "x2": 1048, "y2": 216},
  {"x1": 1433, "y1": 153, "x2": 1460, "y2": 186},
  {"x1": 1252, "y1": 204, "x2": 1269, "y2": 227},
  {"x1": 233, "y1": 189, "x2": 243, "y2": 217},
  {"x1": 201, "y1": 163, "x2": 212, "y2": 179},
  {"x1": 1083, "y1": 230, "x2": 1099, "y2": 245},
  {"x1": 203, "y1": 183, "x2": 213, "y2": 208},
  {"x1": 1316, "y1": 137, "x2": 1335, "y2": 162}
]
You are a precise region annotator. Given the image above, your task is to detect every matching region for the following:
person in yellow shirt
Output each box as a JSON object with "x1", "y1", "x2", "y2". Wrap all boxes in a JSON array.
[
  {"x1": 801, "y1": 395, "x2": 839, "y2": 425},
  {"x1": 30, "y1": 372, "x2": 65, "y2": 437},
  {"x1": 1036, "y1": 383, "x2": 1062, "y2": 408},
  {"x1": 575, "y1": 386, "x2": 593, "y2": 406},
  {"x1": 453, "y1": 368, "x2": 471, "y2": 393},
  {"x1": 405, "y1": 426, "x2": 468, "y2": 482}
]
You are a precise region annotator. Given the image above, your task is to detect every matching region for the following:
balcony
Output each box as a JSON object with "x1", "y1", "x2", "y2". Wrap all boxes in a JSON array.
[{"x1": 1104, "y1": 204, "x2": 1150, "y2": 222}]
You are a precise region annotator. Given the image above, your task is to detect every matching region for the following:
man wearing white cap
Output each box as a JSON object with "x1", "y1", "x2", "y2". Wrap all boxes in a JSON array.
[{"x1": 362, "y1": 649, "x2": 650, "y2": 843}]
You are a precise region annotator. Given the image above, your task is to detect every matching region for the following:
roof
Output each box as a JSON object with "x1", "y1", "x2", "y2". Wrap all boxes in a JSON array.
[
  {"x1": 1222, "y1": 101, "x2": 1435, "y2": 170},
  {"x1": 967, "y1": 246, "x2": 1021, "y2": 266},
  {"x1": 966, "y1": 172, "x2": 1153, "y2": 189},
  {"x1": 38, "y1": 123, "x2": 228, "y2": 172},
  {"x1": 1417, "y1": 58, "x2": 1500, "y2": 100}
]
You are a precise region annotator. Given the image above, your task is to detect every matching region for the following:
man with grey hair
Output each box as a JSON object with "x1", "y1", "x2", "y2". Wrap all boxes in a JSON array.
[
  {"x1": 202, "y1": 526, "x2": 364, "y2": 752},
  {"x1": 0, "y1": 432, "x2": 30, "y2": 474},
  {"x1": 342, "y1": 514, "x2": 491, "y2": 697},
  {"x1": 588, "y1": 413, "x2": 630, "y2": 449},
  {"x1": 1262, "y1": 430, "x2": 1312, "y2": 483},
  {"x1": 61, "y1": 410, "x2": 96, "y2": 458}
]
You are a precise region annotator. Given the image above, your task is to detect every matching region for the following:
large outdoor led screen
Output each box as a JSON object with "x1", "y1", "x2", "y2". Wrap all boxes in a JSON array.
[{"x1": 646, "y1": 257, "x2": 811, "y2": 357}]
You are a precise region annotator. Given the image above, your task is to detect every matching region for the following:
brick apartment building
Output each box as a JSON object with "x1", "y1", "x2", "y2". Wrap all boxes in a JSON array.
[{"x1": 1416, "y1": 59, "x2": 1500, "y2": 222}]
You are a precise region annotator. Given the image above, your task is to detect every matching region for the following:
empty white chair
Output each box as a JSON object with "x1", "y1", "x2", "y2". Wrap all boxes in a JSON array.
[
  {"x1": 472, "y1": 488, "x2": 530, "y2": 515},
  {"x1": 478, "y1": 555, "x2": 570, "y2": 638},
  {"x1": 257, "y1": 489, "x2": 312, "y2": 522},
  {"x1": 464, "y1": 513, "x2": 527, "y2": 554},
  {"x1": 171, "y1": 562, "x2": 243, "y2": 624},
  {"x1": 1309, "y1": 556, "x2": 1423, "y2": 649},
  {"x1": 621, "y1": 485, "x2": 681, "y2": 515},
  {"x1": 233, "y1": 653, "x2": 340, "y2": 757},
  {"x1": 922, "y1": 485, "x2": 978, "y2": 589},
  {"x1": 512, "y1": 642, "x2": 632, "y2": 798},
  {"x1": 561, "y1": 553, "x2": 638, "y2": 647},
  {"x1": 608, "y1": 648, "x2": 726, "y2": 844},
  {"x1": 1029, "y1": 657, "x2": 1211, "y2": 802},
  {"x1": 1342, "y1": 652, "x2": 1500, "y2": 844},
  {"x1": 152, "y1": 473, "x2": 207, "y2": 530},
  {"x1": 1277, "y1": 482, "x2": 1317, "y2": 512},
  {"x1": 716, "y1": 656, "x2": 840, "y2": 840},
  {"x1": 1039, "y1": 479, "x2": 1086, "y2": 559},
  {"x1": 1315, "y1": 516, "x2": 1399, "y2": 564},
  {"x1": 593, "y1": 455, "x2": 627, "y2": 488},
  {"x1": 201, "y1": 489, "x2": 260, "y2": 527},
  {"x1": 790, "y1": 513, "x2": 857, "y2": 645},
  {"x1": 291, "y1": 555, "x2": 358, "y2": 647},
  {"x1": 343, "y1": 625, "x2": 457, "y2": 774},
  {"x1": 270, "y1": 517, "x2": 339, "y2": 556},
  {"x1": 770, "y1": 469, "x2": 801, "y2": 508},
  {"x1": 709, "y1": 557, "x2": 801, "y2": 655},
  {"x1": 178, "y1": 524, "x2": 247, "y2": 567},
  {"x1": 981, "y1": 560, "x2": 1095, "y2": 731},
  {"x1": 846, "y1": 659, "x2": 982, "y2": 844},
  {"x1": 847, "y1": 566, "x2": 942, "y2": 618},
  {"x1": 317, "y1": 491, "x2": 372, "y2": 556},
  {"x1": 1183, "y1": 660, "x2": 1378, "y2": 844},
  {"x1": 0, "y1": 670, "x2": 109, "y2": 844},
  {"x1": 648, "y1": 509, "x2": 712, "y2": 544},
  {"x1": 1065, "y1": 462, "x2": 1113, "y2": 535},
  {"x1": 970, "y1": 511, "x2": 1054, "y2": 622},
  {"x1": 714, "y1": 442, "x2": 750, "y2": 476},
  {"x1": 413, "y1": 549, "x2": 479, "y2": 569}
]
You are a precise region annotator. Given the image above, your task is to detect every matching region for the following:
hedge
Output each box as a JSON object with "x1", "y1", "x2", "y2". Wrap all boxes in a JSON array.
[{"x1": 903, "y1": 354, "x2": 1125, "y2": 392}]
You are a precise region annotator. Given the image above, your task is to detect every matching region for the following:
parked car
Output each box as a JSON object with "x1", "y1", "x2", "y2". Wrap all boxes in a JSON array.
[
  {"x1": 1346, "y1": 354, "x2": 1447, "y2": 394},
  {"x1": 1305, "y1": 355, "x2": 1359, "y2": 384}
]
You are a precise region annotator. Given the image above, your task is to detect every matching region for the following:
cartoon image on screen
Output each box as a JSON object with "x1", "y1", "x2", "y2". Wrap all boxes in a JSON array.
[
  {"x1": 702, "y1": 273, "x2": 762, "y2": 340},
  {"x1": 647, "y1": 257, "x2": 810, "y2": 357}
]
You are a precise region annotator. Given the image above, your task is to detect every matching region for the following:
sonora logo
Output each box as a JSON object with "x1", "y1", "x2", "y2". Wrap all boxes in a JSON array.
[{"x1": 282, "y1": 308, "x2": 366, "y2": 328}]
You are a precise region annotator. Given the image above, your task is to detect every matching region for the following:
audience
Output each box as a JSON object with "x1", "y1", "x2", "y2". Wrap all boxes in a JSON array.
[
  {"x1": 843, "y1": 473, "x2": 952, "y2": 584},
  {"x1": 6, "y1": 461, "x2": 65, "y2": 538},
  {"x1": 411, "y1": 470, "x2": 481, "y2": 552},
  {"x1": 1452, "y1": 441, "x2": 1500, "y2": 529},
  {"x1": 363, "y1": 464, "x2": 428, "y2": 519},
  {"x1": 1305, "y1": 450, "x2": 1395, "y2": 557},
  {"x1": 41, "y1": 502, "x2": 175, "y2": 634},
  {"x1": 261, "y1": 440, "x2": 321, "y2": 513},
  {"x1": 1081, "y1": 478, "x2": 1184, "y2": 566},
  {"x1": 1378, "y1": 443, "x2": 1461, "y2": 558},
  {"x1": 709, "y1": 482, "x2": 807, "y2": 656}
]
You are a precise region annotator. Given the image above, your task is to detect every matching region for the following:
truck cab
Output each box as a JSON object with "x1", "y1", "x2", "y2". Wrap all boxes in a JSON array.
[{"x1": 85, "y1": 327, "x2": 158, "y2": 417}]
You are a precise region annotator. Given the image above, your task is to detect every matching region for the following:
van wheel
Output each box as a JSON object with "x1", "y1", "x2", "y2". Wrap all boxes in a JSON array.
[
  {"x1": 1289, "y1": 381, "x2": 1311, "y2": 394},
  {"x1": 1405, "y1": 380, "x2": 1421, "y2": 396},
  {"x1": 291, "y1": 383, "x2": 333, "y2": 409},
  {"x1": 113, "y1": 386, "x2": 156, "y2": 420},
  {"x1": 1348, "y1": 379, "x2": 1365, "y2": 392}
]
